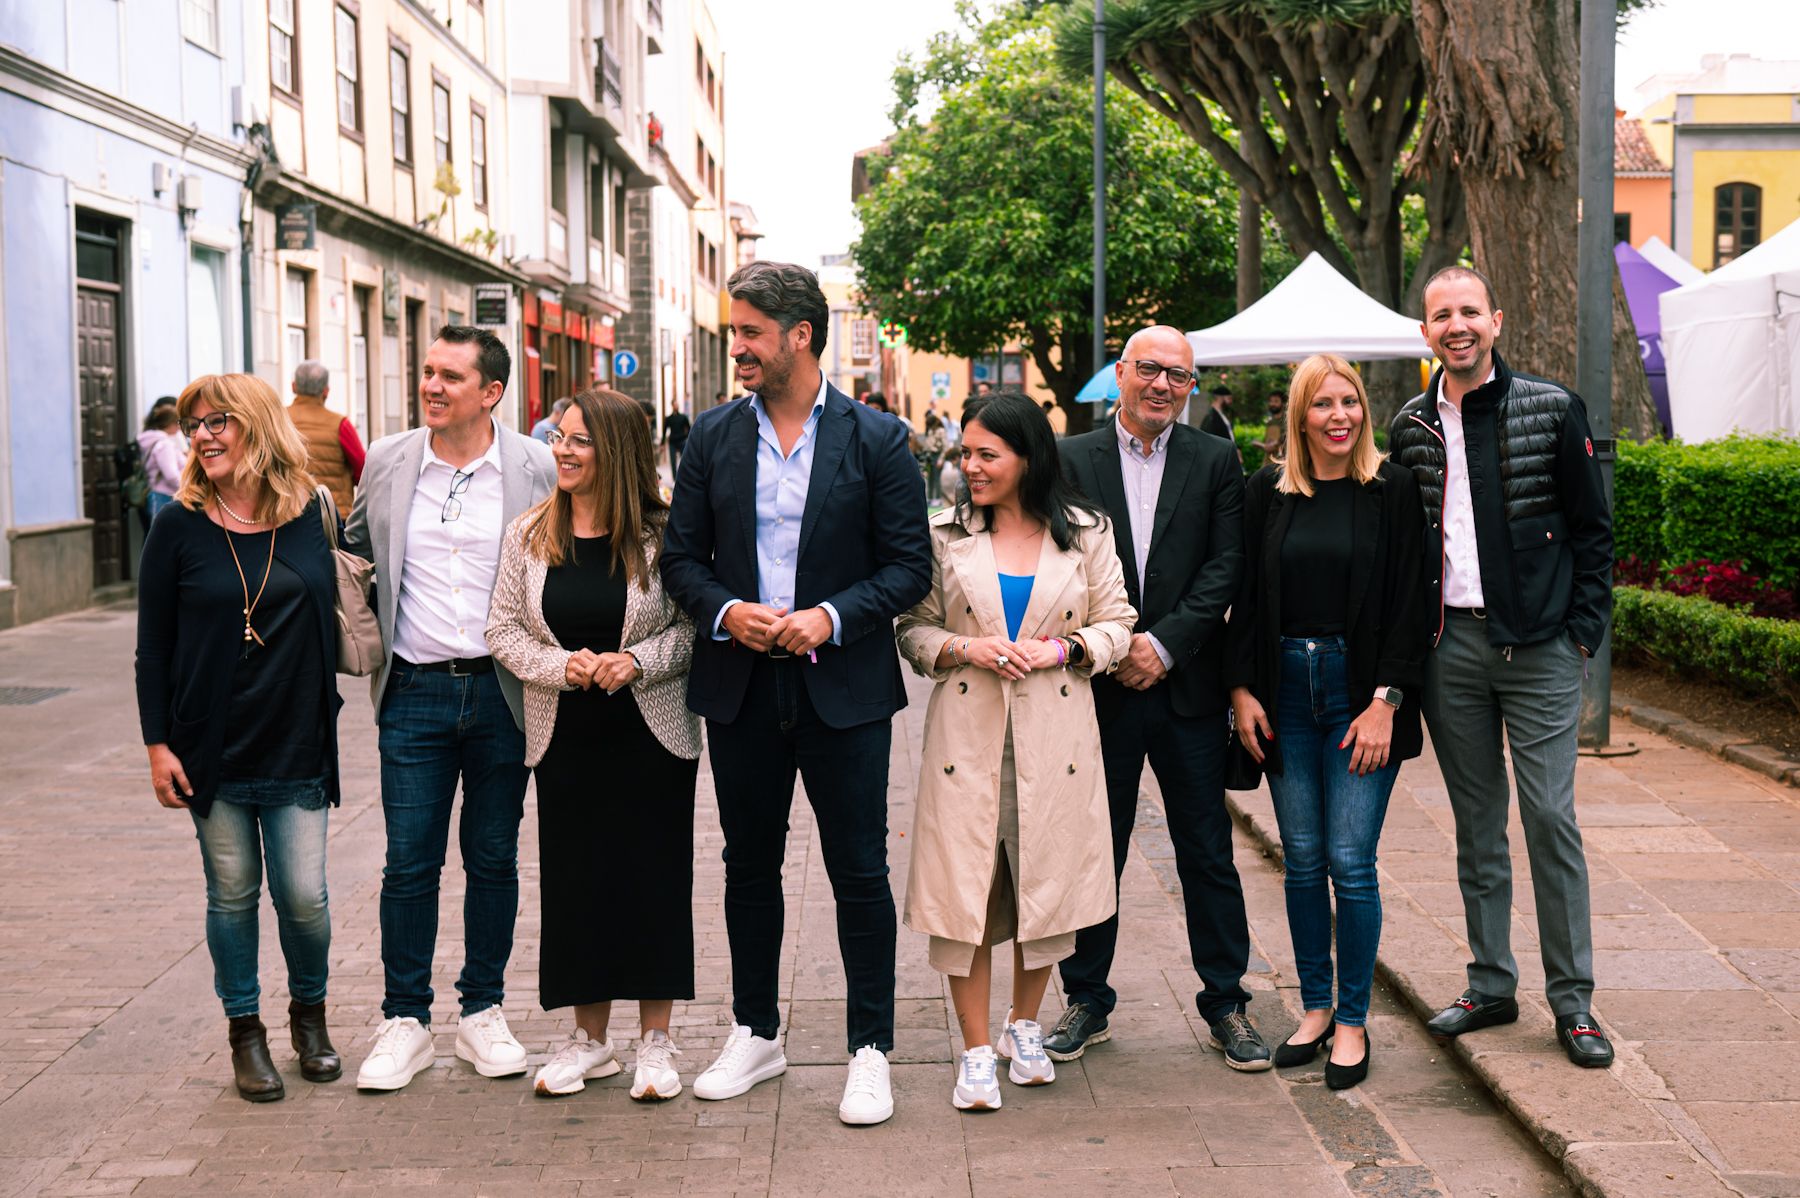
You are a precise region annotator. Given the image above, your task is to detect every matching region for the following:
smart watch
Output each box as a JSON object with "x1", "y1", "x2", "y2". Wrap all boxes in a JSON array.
[{"x1": 1375, "y1": 686, "x2": 1403, "y2": 708}]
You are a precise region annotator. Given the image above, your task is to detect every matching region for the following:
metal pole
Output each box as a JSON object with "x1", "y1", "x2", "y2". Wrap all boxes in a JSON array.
[
  {"x1": 1092, "y1": 0, "x2": 1106, "y2": 381},
  {"x1": 1577, "y1": 0, "x2": 1618, "y2": 749}
]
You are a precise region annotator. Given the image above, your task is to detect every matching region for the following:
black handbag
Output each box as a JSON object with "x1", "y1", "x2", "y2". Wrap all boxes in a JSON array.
[{"x1": 1223, "y1": 712, "x2": 1266, "y2": 791}]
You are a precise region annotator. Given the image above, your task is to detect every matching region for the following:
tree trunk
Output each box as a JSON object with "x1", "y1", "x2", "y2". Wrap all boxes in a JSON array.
[
  {"x1": 1236, "y1": 192, "x2": 1262, "y2": 312},
  {"x1": 1027, "y1": 325, "x2": 1096, "y2": 436},
  {"x1": 1411, "y1": 0, "x2": 1658, "y2": 439}
]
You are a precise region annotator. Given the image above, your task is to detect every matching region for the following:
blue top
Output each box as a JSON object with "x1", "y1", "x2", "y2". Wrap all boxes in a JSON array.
[{"x1": 997, "y1": 573, "x2": 1035, "y2": 641}]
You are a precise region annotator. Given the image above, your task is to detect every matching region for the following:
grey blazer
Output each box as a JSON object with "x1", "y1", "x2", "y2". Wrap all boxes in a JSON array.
[{"x1": 343, "y1": 422, "x2": 557, "y2": 727}]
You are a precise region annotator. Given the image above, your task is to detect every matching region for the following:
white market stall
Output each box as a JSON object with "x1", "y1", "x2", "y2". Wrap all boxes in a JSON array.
[
  {"x1": 1186, "y1": 252, "x2": 1431, "y2": 365},
  {"x1": 1659, "y1": 217, "x2": 1800, "y2": 440}
]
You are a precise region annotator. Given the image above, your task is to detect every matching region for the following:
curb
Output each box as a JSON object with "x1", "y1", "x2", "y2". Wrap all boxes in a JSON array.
[
  {"x1": 1222, "y1": 788, "x2": 1732, "y2": 1198},
  {"x1": 1611, "y1": 691, "x2": 1800, "y2": 787}
]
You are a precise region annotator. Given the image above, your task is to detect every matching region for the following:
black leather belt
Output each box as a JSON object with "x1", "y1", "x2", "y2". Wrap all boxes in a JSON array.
[
  {"x1": 1446, "y1": 606, "x2": 1487, "y2": 619},
  {"x1": 395, "y1": 654, "x2": 495, "y2": 676}
]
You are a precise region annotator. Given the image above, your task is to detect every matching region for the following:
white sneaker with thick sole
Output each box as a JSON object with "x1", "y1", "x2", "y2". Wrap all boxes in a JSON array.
[
  {"x1": 838, "y1": 1046, "x2": 894, "y2": 1125},
  {"x1": 996, "y1": 1013, "x2": 1055, "y2": 1086},
  {"x1": 952, "y1": 1045, "x2": 1002, "y2": 1110},
  {"x1": 631, "y1": 1031, "x2": 683, "y2": 1101},
  {"x1": 356, "y1": 1017, "x2": 435, "y2": 1091},
  {"x1": 534, "y1": 1030, "x2": 620, "y2": 1096},
  {"x1": 454, "y1": 1006, "x2": 528, "y2": 1078},
  {"x1": 693, "y1": 1025, "x2": 787, "y2": 1100}
]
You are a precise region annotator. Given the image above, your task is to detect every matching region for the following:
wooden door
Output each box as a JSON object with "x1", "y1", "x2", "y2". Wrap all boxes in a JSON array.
[{"x1": 77, "y1": 283, "x2": 127, "y2": 585}]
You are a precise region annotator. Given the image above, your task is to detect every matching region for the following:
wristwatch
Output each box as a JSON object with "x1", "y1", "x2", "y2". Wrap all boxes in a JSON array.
[{"x1": 1375, "y1": 686, "x2": 1403, "y2": 708}]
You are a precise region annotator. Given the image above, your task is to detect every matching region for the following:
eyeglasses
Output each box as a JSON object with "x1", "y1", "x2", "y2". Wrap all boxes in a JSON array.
[
  {"x1": 545, "y1": 430, "x2": 595, "y2": 449},
  {"x1": 179, "y1": 412, "x2": 234, "y2": 438},
  {"x1": 1125, "y1": 360, "x2": 1197, "y2": 389},
  {"x1": 441, "y1": 468, "x2": 474, "y2": 523}
]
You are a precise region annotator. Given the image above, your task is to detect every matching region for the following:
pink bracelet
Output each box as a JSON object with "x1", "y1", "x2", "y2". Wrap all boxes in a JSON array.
[{"x1": 1040, "y1": 636, "x2": 1068, "y2": 667}]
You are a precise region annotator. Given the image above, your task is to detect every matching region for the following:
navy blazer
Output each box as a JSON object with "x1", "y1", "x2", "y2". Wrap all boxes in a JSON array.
[{"x1": 660, "y1": 382, "x2": 932, "y2": 728}]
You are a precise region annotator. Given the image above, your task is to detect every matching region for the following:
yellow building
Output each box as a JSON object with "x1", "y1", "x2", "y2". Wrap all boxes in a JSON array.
[{"x1": 1634, "y1": 56, "x2": 1800, "y2": 269}]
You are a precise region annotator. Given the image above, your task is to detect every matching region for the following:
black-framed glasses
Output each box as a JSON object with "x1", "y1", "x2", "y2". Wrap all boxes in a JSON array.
[
  {"x1": 545, "y1": 430, "x2": 595, "y2": 449},
  {"x1": 179, "y1": 412, "x2": 234, "y2": 438},
  {"x1": 1125, "y1": 360, "x2": 1197, "y2": 389},
  {"x1": 441, "y1": 468, "x2": 474, "y2": 523}
]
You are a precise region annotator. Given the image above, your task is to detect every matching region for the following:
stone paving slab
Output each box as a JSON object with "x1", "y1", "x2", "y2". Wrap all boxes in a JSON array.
[
  {"x1": 1227, "y1": 712, "x2": 1800, "y2": 1198},
  {"x1": 1, "y1": 604, "x2": 1574, "y2": 1196}
]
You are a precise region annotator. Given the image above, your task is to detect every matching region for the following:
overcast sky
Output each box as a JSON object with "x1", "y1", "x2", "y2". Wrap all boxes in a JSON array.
[{"x1": 712, "y1": 0, "x2": 1800, "y2": 269}]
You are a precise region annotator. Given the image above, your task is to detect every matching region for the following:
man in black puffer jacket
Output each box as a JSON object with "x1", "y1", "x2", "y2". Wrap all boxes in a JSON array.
[{"x1": 1389, "y1": 266, "x2": 1615, "y2": 1070}]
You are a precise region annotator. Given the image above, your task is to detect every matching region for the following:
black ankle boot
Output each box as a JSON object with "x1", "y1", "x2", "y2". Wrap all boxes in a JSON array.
[
  {"x1": 288, "y1": 1000, "x2": 341, "y2": 1083},
  {"x1": 228, "y1": 1015, "x2": 285, "y2": 1102}
]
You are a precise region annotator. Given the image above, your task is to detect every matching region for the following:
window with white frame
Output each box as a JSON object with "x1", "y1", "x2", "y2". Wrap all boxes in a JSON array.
[
  {"x1": 188, "y1": 247, "x2": 228, "y2": 378},
  {"x1": 334, "y1": 6, "x2": 361, "y2": 133},
  {"x1": 269, "y1": 0, "x2": 297, "y2": 95},
  {"x1": 851, "y1": 318, "x2": 877, "y2": 363},
  {"x1": 471, "y1": 105, "x2": 488, "y2": 209},
  {"x1": 433, "y1": 80, "x2": 451, "y2": 171},
  {"x1": 284, "y1": 268, "x2": 312, "y2": 378},
  {"x1": 182, "y1": 0, "x2": 217, "y2": 51}
]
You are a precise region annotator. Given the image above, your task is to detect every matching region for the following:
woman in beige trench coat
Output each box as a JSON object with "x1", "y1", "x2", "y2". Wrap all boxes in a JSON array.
[{"x1": 896, "y1": 393, "x2": 1135, "y2": 1112}]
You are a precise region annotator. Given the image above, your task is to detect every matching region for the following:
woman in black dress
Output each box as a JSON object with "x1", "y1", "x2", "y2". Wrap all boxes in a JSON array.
[
  {"x1": 135, "y1": 373, "x2": 344, "y2": 1102},
  {"x1": 487, "y1": 386, "x2": 701, "y2": 1101}
]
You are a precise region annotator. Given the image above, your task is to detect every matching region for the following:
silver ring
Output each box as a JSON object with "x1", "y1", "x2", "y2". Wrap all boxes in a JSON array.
[{"x1": 996, "y1": 654, "x2": 1010, "y2": 667}]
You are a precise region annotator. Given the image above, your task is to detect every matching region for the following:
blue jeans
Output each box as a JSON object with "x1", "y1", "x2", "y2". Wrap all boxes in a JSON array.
[
  {"x1": 377, "y1": 665, "x2": 529, "y2": 1022},
  {"x1": 1265, "y1": 637, "x2": 1398, "y2": 1027},
  {"x1": 192, "y1": 799, "x2": 330, "y2": 1019}
]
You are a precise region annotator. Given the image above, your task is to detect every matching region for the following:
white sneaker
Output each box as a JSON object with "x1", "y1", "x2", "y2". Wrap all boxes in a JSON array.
[
  {"x1": 996, "y1": 1012, "x2": 1055, "y2": 1086},
  {"x1": 356, "y1": 1017, "x2": 435, "y2": 1091},
  {"x1": 631, "y1": 1031, "x2": 683, "y2": 1101},
  {"x1": 952, "y1": 1045, "x2": 1002, "y2": 1111},
  {"x1": 693, "y1": 1025, "x2": 788, "y2": 1100},
  {"x1": 838, "y1": 1046, "x2": 894, "y2": 1125},
  {"x1": 454, "y1": 1006, "x2": 528, "y2": 1078},
  {"x1": 534, "y1": 1030, "x2": 620, "y2": 1096}
]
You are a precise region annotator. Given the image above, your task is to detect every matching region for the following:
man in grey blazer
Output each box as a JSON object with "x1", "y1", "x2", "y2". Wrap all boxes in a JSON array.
[{"x1": 342, "y1": 325, "x2": 556, "y2": 1092}]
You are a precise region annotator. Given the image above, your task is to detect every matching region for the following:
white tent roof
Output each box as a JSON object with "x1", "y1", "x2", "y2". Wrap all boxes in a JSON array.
[
  {"x1": 1186, "y1": 252, "x2": 1429, "y2": 365},
  {"x1": 1636, "y1": 236, "x2": 1706, "y2": 286},
  {"x1": 1658, "y1": 216, "x2": 1800, "y2": 439}
]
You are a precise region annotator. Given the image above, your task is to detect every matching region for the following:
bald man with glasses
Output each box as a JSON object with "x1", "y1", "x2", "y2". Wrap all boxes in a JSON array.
[{"x1": 1049, "y1": 326, "x2": 1266, "y2": 1071}]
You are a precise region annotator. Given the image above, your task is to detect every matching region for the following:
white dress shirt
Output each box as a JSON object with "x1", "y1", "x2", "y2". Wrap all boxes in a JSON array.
[
  {"x1": 1115, "y1": 419, "x2": 1174, "y2": 670},
  {"x1": 392, "y1": 420, "x2": 506, "y2": 663},
  {"x1": 1436, "y1": 367, "x2": 1495, "y2": 609}
]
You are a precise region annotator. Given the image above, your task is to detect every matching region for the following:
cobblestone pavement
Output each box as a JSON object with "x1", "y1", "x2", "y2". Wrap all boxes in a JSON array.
[{"x1": 3, "y1": 603, "x2": 1575, "y2": 1197}]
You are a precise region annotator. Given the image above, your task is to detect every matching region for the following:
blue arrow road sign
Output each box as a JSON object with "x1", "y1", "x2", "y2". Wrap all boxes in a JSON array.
[{"x1": 613, "y1": 350, "x2": 639, "y2": 379}]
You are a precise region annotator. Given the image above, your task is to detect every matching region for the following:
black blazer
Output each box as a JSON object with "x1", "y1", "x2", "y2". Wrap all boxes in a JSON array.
[
  {"x1": 660, "y1": 382, "x2": 932, "y2": 728},
  {"x1": 1059, "y1": 420, "x2": 1245, "y2": 721},
  {"x1": 1224, "y1": 461, "x2": 1427, "y2": 776},
  {"x1": 135, "y1": 500, "x2": 344, "y2": 817}
]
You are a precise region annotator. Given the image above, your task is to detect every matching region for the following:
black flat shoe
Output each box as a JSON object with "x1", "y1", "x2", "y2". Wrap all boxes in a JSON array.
[
  {"x1": 1427, "y1": 989, "x2": 1519, "y2": 1042},
  {"x1": 1273, "y1": 1015, "x2": 1334, "y2": 1068},
  {"x1": 1324, "y1": 1033, "x2": 1371, "y2": 1090},
  {"x1": 1556, "y1": 1012, "x2": 1614, "y2": 1068}
]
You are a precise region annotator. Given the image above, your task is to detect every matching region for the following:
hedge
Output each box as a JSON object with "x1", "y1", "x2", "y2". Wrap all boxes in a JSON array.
[
  {"x1": 1612, "y1": 585, "x2": 1800, "y2": 713},
  {"x1": 1615, "y1": 436, "x2": 1800, "y2": 589}
]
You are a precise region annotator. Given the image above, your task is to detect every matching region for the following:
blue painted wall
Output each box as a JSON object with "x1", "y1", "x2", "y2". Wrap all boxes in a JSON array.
[{"x1": 2, "y1": 162, "x2": 79, "y2": 527}]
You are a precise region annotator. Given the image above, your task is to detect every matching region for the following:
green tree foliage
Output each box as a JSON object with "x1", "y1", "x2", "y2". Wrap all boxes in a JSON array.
[{"x1": 852, "y1": 3, "x2": 1239, "y2": 422}]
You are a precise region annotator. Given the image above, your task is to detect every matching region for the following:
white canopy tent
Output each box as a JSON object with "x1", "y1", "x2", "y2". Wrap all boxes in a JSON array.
[
  {"x1": 1659, "y1": 217, "x2": 1800, "y2": 440},
  {"x1": 1186, "y1": 252, "x2": 1430, "y2": 365},
  {"x1": 1637, "y1": 235, "x2": 1707, "y2": 286}
]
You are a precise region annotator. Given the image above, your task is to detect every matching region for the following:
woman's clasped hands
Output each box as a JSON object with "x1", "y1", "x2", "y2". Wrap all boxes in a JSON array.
[
  {"x1": 957, "y1": 635, "x2": 1065, "y2": 681},
  {"x1": 565, "y1": 648, "x2": 640, "y2": 692}
]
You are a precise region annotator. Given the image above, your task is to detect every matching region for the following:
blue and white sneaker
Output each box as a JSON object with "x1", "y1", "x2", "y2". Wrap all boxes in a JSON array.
[
  {"x1": 952, "y1": 1045, "x2": 1002, "y2": 1110},
  {"x1": 997, "y1": 1010, "x2": 1055, "y2": 1086}
]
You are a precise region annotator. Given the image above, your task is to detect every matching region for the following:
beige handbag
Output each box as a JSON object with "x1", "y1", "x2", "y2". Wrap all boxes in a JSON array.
[{"x1": 315, "y1": 486, "x2": 384, "y2": 677}]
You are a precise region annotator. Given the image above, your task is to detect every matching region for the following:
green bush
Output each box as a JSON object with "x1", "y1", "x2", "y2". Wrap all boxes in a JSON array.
[
  {"x1": 1613, "y1": 436, "x2": 1800, "y2": 589},
  {"x1": 1235, "y1": 428, "x2": 1266, "y2": 475},
  {"x1": 1613, "y1": 439, "x2": 1674, "y2": 566},
  {"x1": 1612, "y1": 585, "x2": 1800, "y2": 712}
]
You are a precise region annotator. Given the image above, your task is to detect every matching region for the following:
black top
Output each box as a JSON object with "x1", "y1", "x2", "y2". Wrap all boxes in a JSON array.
[
  {"x1": 136, "y1": 501, "x2": 343, "y2": 817},
  {"x1": 219, "y1": 545, "x2": 328, "y2": 781},
  {"x1": 543, "y1": 535, "x2": 627, "y2": 653},
  {"x1": 1279, "y1": 477, "x2": 1355, "y2": 636},
  {"x1": 664, "y1": 411, "x2": 692, "y2": 443}
]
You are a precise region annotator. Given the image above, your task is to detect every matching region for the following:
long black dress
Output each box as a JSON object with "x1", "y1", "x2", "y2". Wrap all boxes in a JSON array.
[{"x1": 535, "y1": 534, "x2": 698, "y2": 1009}]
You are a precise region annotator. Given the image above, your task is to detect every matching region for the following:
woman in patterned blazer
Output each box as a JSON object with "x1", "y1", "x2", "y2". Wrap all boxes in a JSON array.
[{"x1": 487, "y1": 386, "x2": 701, "y2": 1102}]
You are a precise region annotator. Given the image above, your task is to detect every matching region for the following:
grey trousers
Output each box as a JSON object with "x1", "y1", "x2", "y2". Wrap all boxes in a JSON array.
[{"x1": 1422, "y1": 610, "x2": 1594, "y2": 1016}]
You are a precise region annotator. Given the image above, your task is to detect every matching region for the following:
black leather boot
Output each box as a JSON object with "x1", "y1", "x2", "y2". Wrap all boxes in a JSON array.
[
  {"x1": 288, "y1": 1000, "x2": 341, "y2": 1083},
  {"x1": 228, "y1": 1015, "x2": 285, "y2": 1102}
]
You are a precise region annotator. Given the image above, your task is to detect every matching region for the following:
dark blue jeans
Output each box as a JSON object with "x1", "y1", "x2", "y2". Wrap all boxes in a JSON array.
[
  {"x1": 1265, "y1": 637, "x2": 1398, "y2": 1027},
  {"x1": 705, "y1": 655, "x2": 896, "y2": 1054},
  {"x1": 376, "y1": 665, "x2": 529, "y2": 1023}
]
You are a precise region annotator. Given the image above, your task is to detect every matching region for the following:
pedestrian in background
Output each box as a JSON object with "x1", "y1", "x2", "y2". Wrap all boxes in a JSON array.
[
  {"x1": 285, "y1": 360, "x2": 364, "y2": 515},
  {"x1": 663, "y1": 405, "x2": 692, "y2": 479},
  {"x1": 1053, "y1": 327, "x2": 1271, "y2": 1072},
  {"x1": 488, "y1": 386, "x2": 701, "y2": 1102},
  {"x1": 896, "y1": 391, "x2": 1135, "y2": 1111},
  {"x1": 918, "y1": 410, "x2": 948, "y2": 504},
  {"x1": 1227, "y1": 354, "x2": 1425, "y2": 1090},
  {"x1": 1260, "y1": 390, "x2": 1287, "y2": 461},
  {"x1": 138, "y1": 400, "x2": 186, "y2": 523},
  {"x1": 531, "y1": 396, "x2": 572, "y2": 443},
  {"x1": 661, "y1": 261, "x2": 931, "y2": 1126},
  {"x1": 344, "y1": 326, "x2": 556, "y2": 1092},
  {"x1": 1390, "y1": 266, "x2": 1615, "y2": 1069},
  {"x1": 135, "y1": 373, "x2": 345, "y2": 1103}
]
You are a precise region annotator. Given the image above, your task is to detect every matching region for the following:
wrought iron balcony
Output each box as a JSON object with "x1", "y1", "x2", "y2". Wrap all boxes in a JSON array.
[{"x1": 595, "y1": 38, "x2": 623, "y2": 109}]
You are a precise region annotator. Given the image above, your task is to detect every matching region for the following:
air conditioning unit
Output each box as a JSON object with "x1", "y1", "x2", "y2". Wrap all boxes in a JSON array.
[
  {"x1": 178, "y1": 175, "x2": 204, "y2": 216},
  {"x1": 230, "y1": 86, "x2": 263, "y2": 130}
]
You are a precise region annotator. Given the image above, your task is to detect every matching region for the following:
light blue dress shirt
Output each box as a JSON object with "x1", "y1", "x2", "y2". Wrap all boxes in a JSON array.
[
  {"x1": 1116, "y1": 418, "x2": 1175, "y2": 670},
  {"x1": 713, "y1": 372, "x2": 842, "y2": 642}
]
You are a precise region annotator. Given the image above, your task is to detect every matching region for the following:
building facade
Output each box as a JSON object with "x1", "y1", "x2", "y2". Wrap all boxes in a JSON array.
[
  {"x1": 1614, "y1": 115, "x2": 1672, "y2": 249},
  {"x1": 0, "y1": 0, "x2": 257, "y2": 624}
]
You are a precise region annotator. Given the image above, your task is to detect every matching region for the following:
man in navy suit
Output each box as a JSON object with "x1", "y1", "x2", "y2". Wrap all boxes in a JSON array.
[{"x1": 660, "y1": 261, "x2": 931, "y2": 1126}]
